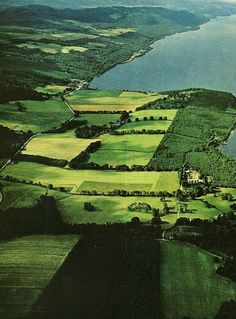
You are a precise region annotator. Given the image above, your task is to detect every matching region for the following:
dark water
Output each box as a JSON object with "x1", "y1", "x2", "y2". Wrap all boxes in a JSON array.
[
  {"x1": 90, "y1": 15, "x2": 236, "y2": 95},
  {"x1": 219, "y1": 129, "x2": 236, "y2": 159}
]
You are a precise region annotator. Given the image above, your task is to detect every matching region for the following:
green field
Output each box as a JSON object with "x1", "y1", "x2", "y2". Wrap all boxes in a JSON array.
[
  {"x1": 22, "y1": 131, "x2": 99, "y2": 161},
  {"x1": 17, "y1": 42, "x2": 88, "y2": 54},
  {"x1": 0, "y1": 98, "x2": 71, "y2": 132},
  {"x1": 0, "y1": 235, "x2": 79, "y2": 319},
  {"x1": 90, "y1": 134, "x2": 165, "y2": 166},
  {"x1": 161, "y1": 241, "x2": 236, "y2": 319},
  {"x1": 67, "y1": 90, "x2": 163, "y2": 112},
  {"x1": 35, "y1": 85, "x2": 68, "y2": 95},
  {"x1": 118, "y1": 120, "x2": 171, "y2": 132},
  {"x1": 78, "y1": 113, "x2": 121, "y2": 126},
  {"x1": 1, "y1": 162, "x2": 179, "y2": 192},
  {"x1": 1, "y1": 181, "x2": 232, "y2": 225}
]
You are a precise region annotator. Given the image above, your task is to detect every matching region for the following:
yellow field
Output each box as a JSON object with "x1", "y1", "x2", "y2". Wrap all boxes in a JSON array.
[
  {"x1": 67, "y1": 90, "x2": 164, "y2": 112},
  {"x1": 17, "y1": 43, "x2": 87, "y2": 54},
  {"x1": 22, "y1": 131, "x2": 99, "y2": 161}
]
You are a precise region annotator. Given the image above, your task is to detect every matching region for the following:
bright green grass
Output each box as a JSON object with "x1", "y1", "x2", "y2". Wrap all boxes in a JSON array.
[
  {"x1": 117, "y1": 120, "x2": 171, "y2": 132},
  {"x1": 78, "y1": 113, "x2": 121, "y2": 126},
  {"x1": 130, "y1": 109, "x2": 178, "y2": 121},
  {"x1": 77, "y1": 181, "x2": 153, "y2": 193},
  {"x1": 90, "y1": 134, "x2": 164, "y2": 166},
  {"x1": 0, "y1": 235, "x2": 79, "y2": 319},
  {"x1": 161, "y1": 241, "x2": 236, "y2": 319},
  {"x1": 35, "y1": 85, "x2": 68, "y2": 95},
  {"x1": 162, "y1": 199, "x2": 221, "y2": 225},
  {"x1": 0, "y1": 98, "x2": 71, "y2": 132},
  {"x1": 22, "y1": 131, "x2": 99, "y2": 161},
  {"x1": 58, "y1": 194, "x2": 173, "y2": 224},
  {"x1": 67, "y1": 90, "x2": 163, "y2": 112},
  {"x1": 1, "y1": 162, "x2": 179, "y2": 193}
]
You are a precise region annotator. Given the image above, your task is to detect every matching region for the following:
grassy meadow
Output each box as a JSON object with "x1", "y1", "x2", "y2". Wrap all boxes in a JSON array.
[
  {"x1": 1, "y1": 181, "x2": 233, "y2": 225},
  {"x1": 1, "y1": 162, "x2": 179, "y2": 193},
  {"x1": 67, "y1": 90, "x2": 163, "y2": 112},
  {"x1": 22, "y1": 130, "x2": 99, "y2": 161},
  {"x1": 35, "y1": 85, "x2": 68, "y2": 95},
  {"x1": 90, "y1": 134, "x2": 165, "y2": 166},
  {"x1": 130, "y1": 109, "x2": 177, "y2": 121},
  {"x1": 0, "y1": 235, "x2": 79, "y2": 319},
  {"x1": 0, "y1": 98, "x2": 71, "y2": 132},
  {"x1": 78, "y1": 113, "x2": 121, "y2": 126},
  {"x1": 161, "y1": 241, "x2": 236, "y2": 319}
]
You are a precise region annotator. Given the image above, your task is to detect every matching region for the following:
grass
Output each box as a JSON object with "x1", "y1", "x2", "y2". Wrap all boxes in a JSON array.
[
  {"x1": 0, "y1": 181, "x2": 229, "y2": 225},
  {"x1": 1, "y1": 162, "x2": 178, "y2": 191},
  {"x1": 35, "y1": 85, "x2": 68, "y2": 95},
  {"x1": 118, "y1": 120, "x2": 171, "y2": 132},
  {"x1": 22, "y1": 130, "x2": 99, "y2": 161},
  {"x1": 67, "y1": 90, "x2": 163, "y2": 112},
  {"x1": 0, "y1": 235, "x2": 80, "y2": 319},
  {"x1": 160, "y1": 241, "x2": 236, "y2": 319},
  {"x1": 90, "y1": 134, "x2": 165, "y2": 166},
  {"x1": 0, "y1": 98, "x2": 71, "y2": 132},
  {"x1": 17, "y1": 42, "x2": 88, "y2": 54},
  {"x1": 78, "y1": 113, "x2": 121, "y2": 126}
]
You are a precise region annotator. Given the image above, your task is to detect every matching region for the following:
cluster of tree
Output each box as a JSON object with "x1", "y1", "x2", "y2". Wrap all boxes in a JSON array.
[
  {"x1": 214, "y1": 300, "x2": 236, "y2": 319},
  {"x1": 221, "y1": 193, "x2": 234, "y2": 201},
  {"x1": 15, "y1": 154, "x2": 68, "y2": 168},
  {"x1": 128, "y1": 202, "x2": 153, "y2": 213},
  {"x1": 75, "y1": 110, "x2": 123, "y2": 115},
  {"x1": 69, "y1": 141, "x2": 101, "y2": 169},
  {"x1": 75, "y1": 125, "x2": 110, "y2": 138},
  {"x1": 84, "y1": 202, "x2": 96, "y2": 212},
  {"x1": 137, "y1": 91, "x2": 192, "y2": 111},
  {"x1": 46, "y1": 119, "x2": 87, "y2": 134},
  {"x1": 0, "y1": 195, "x2": 63, "y2": 239},
  {"x1": 79, "y1": 189, "x2": 172, "y2": 197},
  {"x1": 111, "y1": 129, "x2": 166, "y2": 135},
  {"x1": 0, "y1": 125, "x2": 32, "y2": 160}
]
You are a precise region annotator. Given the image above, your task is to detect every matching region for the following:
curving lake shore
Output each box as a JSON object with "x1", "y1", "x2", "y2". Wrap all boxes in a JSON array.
[
  {"x1": 220, "y1": 128, "x2": 236, "y2": 159},
  {"x1": 90, "y1": 15, "x2": 236, "y2": 95}
]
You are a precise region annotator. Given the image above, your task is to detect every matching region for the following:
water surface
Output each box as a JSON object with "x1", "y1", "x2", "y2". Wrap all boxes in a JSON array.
[{"x1": 91, "y1": 15, "x2": 236, "y2": 95}]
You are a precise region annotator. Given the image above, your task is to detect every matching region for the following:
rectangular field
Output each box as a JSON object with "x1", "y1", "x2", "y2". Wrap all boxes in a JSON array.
[
  {"x1": 161, "y1": 241, "x2": 236, "y2": 319},
  {"x1": 67, "y1": 90, "x2": 163, "y2": 112},
  {"x1": 0, "y1": 98, "x2": 71, "y2": 132},
  {"x1": 117, "y1": 120, "x2": 171, "y2": 132},
  {"x1": 78, "y1": 113, "x2": 121, "y2": 126},
  {"x1": 90, "y1": 134, "x2": 164, "y2": 166},
  {"x1": 0, "y1": 235, "x2": 79, "y2": 319},
  {"x1": 35, "y1": 85, "x2": 68, "y2": 95},
  {"x1": 22, "y1": 131, "x2": 99, "y2": 161},
  {"x1": 1, "y1": 162, "x2": 179, "y2": 193}
]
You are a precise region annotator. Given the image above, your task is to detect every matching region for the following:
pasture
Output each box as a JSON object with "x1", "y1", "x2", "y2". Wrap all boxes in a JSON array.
[
  {"x1": 22, "y1": 131, "x2": 99, "y2": 161},
  {"x1": 0, "y1": 235, "x2": 79, "y2": 319},
  {"x1": 161, "y1": 241, "x2": 236, "y2": 319},
  {"x1": 17, "y1": 42, "x2": 88, "y2": 54},
  {"x1": 1, "y1": 181, "x2": 231, "y2": 225},
  {"x1": 90, "y1": 134, "x2": 165, "y2": 166},
  {"x1": 1, "y1": 162, "x2": 179, "y2": 193},
  {"x1": 78, "y1": 113, "x2": 121, "y2": 126},
  {"x1": 118, "y1": 119, "x2": 171, "y2": 131},
  {"x1": 0, "y1": 98, "x2": 71, "y2": 132},
  {"x1": 67, "y1": 90, "x2": 163, "y2": 112},
  {"x1": 35, "y1": 85, "x2": 68, "y2": 95}
]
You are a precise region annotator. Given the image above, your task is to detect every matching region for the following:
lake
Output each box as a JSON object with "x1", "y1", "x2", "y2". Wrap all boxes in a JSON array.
[
  {"x1": 90, "y1": 15, "x2": 236, "y2": 95},
  {"x1": 219, "y1": 128, "x2": 236, "y2": 159}
]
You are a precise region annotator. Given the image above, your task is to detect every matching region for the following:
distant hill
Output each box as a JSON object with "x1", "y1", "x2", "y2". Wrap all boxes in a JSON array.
[
  {"x1": 1, "y1": 0, "x2": 236, "y2": 17},
  {"x1": 0, "y1": 5, "x2": 205, "y2": 27}
]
